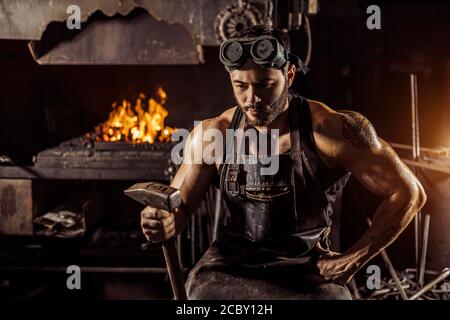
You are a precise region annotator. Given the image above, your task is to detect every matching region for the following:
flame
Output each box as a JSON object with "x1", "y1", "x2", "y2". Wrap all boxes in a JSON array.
[{"x1": 94, "y1": 87, "x2": 175, "y2": 144}]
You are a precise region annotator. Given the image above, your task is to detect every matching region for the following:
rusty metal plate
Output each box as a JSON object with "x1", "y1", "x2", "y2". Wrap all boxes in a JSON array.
[
  {"x1": 0, "y1": 0, "x2": 204, "y2": 40},
  {"x1": 0, "y1": 0, "x2": 268, "y2": 64},
  {"x1": 28, "y1": 9, "x2": 201, "y2": 65},
  {"x1": 0, "y1": 179, "x2": 34, "y2": 235}
]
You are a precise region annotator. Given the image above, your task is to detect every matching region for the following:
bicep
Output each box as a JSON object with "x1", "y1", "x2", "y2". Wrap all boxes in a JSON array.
[
  {"x1": 329, "y1": 111, "x2": 418, "y2": 197},
  {"x1": 170, "y1": 122, "x2": 217, "y2": 213}
]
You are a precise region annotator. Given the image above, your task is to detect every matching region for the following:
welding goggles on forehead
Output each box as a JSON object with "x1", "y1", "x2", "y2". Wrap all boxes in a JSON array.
[{"x1": 219, "y1": 35, "x2": 308, "y2": 74}]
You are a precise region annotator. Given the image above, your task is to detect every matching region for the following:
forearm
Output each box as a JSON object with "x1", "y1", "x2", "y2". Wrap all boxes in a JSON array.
[
  {"x1": 343, "y1": 184, "x2": 426, "y2": 271},
  {"x1": 171, "y1": 186, "x2": 215, "y2": 237},
  {"x1": 316, "y1": 114, "x2": 428, "y2": 283}
]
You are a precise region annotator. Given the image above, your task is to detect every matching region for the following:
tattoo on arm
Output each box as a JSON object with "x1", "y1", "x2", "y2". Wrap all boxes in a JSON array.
[{"x1": 340, "y1": 111, "x2": 378, "y2": 149}]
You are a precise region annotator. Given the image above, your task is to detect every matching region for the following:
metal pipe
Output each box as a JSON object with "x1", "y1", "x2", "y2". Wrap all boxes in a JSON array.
[
  {"x1": 401, "y1": 158, "x2": 450, "y2": 174},
  {"x1": 414, "y1": 83, "x2": 421, "y2": 160},
  {"x1": 411, "y1": 74, "x2": 419, "y2": 160},
  {"x1": 212, "y1": 188, "x2": 222, "y2": 242},
  {"x1": 409, "y1": 268, "x2": 450, "y2": 300},
  {"x1": 380, "y1": 250, "x2": 409, "y2": 300},
  {"x1": 410, "y1": 73, "x2": 422, "y2": 281},
  {"x1": 190, "y1": 214, "x2": 196, "y2": 265},
  {"x1": 419, "y1": 214, "x2": 431, "y2": 287}
]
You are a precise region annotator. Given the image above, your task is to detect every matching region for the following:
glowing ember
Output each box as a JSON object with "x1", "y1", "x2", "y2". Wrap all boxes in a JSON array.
[{"x1": 93, "y1": 87, "x2": 175, "y2": 144}]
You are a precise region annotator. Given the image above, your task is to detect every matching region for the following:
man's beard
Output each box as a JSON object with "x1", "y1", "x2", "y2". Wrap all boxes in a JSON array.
[{"x1": 237, "y1": 83, "x2": 289, "y2": 127}]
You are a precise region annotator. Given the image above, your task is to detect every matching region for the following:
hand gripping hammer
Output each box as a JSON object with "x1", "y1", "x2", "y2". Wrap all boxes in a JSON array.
[{"x1": 124, "y1": 181, "x2": 187, "y2": 300}]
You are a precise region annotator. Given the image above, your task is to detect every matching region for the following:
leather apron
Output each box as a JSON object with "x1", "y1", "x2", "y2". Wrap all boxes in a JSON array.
[{"x1": 185, "y1": 95, "x2": 352, "y2": 299}]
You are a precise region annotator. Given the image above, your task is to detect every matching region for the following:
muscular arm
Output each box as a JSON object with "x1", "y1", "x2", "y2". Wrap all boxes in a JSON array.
[
  {"x1": 169, "y1": 118, "x2": 227, "y2": 232},
  {"x1": 314, "y1": 109, "x2": 427, "y2": 284},
  {"x1": 140, "y1": 112, "x2": 231, "y2": 242}
]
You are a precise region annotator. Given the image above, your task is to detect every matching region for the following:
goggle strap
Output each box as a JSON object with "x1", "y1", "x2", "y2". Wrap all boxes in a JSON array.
[{"x1": 288, "y1": 53, "x2": 309, "y2": 74}]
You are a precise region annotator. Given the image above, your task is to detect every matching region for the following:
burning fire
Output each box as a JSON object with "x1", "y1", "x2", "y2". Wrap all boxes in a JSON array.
[{"x1": 93, "y1": 87, "x2": 175, "y2": 144}]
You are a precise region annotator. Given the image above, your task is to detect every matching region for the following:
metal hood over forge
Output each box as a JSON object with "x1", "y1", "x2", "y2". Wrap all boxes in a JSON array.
[{"x1": 0, "y1": 0, "x2": 269, "y2": 65}]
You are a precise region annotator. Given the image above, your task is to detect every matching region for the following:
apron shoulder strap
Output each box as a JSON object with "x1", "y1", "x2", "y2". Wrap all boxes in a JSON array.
[
  {"x1": 219, "y1": 107, "x2": 244, "y2": 193},
  {"x1": 289, "y1": 95, "x2": 307, "y2": 222}
]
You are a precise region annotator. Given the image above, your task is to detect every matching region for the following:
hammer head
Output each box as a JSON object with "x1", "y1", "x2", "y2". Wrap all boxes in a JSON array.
[{"x1": 124, "y1": 182, "x2": 181, "y2": 212}]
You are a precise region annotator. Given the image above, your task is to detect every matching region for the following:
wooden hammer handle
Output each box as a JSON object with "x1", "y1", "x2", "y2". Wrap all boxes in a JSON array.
[{"x1": 162, "y1": 238, "x2": 187, "y2": 300}]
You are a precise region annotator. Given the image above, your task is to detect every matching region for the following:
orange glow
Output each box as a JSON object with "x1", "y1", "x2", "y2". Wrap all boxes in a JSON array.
[{"x1": 94, "y1": 87, "x2": 175, "y2": 144}]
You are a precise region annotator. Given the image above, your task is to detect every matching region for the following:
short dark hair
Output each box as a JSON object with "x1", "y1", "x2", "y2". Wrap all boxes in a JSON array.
[{"x1": 233, "y1": 25, "x2": 291, "y2": 52}]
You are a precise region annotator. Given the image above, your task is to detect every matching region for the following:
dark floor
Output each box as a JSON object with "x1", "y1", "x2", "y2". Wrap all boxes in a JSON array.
[{"x1": 0, "y1": 271, "x2": 172, "y2": 300}]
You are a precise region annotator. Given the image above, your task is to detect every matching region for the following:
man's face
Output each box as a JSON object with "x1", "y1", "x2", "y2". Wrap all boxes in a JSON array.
[{"x1": 230, "y1": 59, "x2": 289, "y2": 127}]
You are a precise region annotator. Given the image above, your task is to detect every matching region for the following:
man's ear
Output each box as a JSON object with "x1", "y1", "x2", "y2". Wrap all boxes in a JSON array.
[{"x1": 286, "y1": 64, "x2": 297, "y2": 87}]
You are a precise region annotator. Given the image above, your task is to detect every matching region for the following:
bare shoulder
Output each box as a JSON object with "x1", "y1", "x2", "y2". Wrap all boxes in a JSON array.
[
  {"x1": 186, "y1": 106, "x2": 237, "y2": 157},
  {"x1": 337, "y1": 109, "x2": 381, "y2": 150},
  {"x1": 190, "y1": 106, "x2": 236, "y2": 136},
  {"x1": 219, "y1": 106, "x2": 238, "y2": 124},
  {"x1": 307, "y1": 100, "x2": 382, "y2": 165}
]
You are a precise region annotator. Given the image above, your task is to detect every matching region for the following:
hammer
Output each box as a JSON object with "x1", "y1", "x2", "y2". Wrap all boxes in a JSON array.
[{"x1": 124, "y1": 181, "x2": 187, "y2": 300}]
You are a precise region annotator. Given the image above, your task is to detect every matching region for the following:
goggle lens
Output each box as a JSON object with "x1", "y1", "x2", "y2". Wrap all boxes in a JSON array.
[
  {"x1": 222, "y1": 41, "x2": 244, "y2": 63},
  {"x1": 251, "y1": 38, "x2": 276, "y2": 61}
]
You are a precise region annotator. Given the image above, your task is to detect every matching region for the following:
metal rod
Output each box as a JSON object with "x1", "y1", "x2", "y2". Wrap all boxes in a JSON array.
[
  {"x1": 409, "y1": 268, "x2": 450, "y2": 300},
  {"x1": 212, "y1": 188, "x2": 222, "y2": 243},
  {"x1": 411, "y1": 74, "x2": 419, "y2": 160},
  {"x1": 414, "y1": 81, "x2": 421, "y2": 160},
  {"x1": 388, "y1": 142, "x2": 450, "y2": 156},
  {"x1": 196, "y1": 203, "x2": 204, "y2": 255},
  {"x1": 401, "y1": 158, "x2": 450, "y2": 174},
  {"x1": 177, "y1": 234, "x2": 182, "y2": 268},
  {"x1": 348, "y1": 278, "x2": 361, "y2": 300},
  {"x1": 410, "y1": 73, "x2": 421, "y2": 281},
  {"x1": 288, "y1": 12, "x2": 293, "y2": 29},
  {"x1": 419, "y1": 214, "x2": 431, "y2": 287},
  {"x1": 380, "y1": 250, "x2": 408, "y2": 300},
  {"x1": 367, "y1": 218, "x2": 409, "y2": 300},
  {"x1": 265, "y1": 0, "x2": 274, "y2": 27},
  {"x1": 273, "y1": 0, "x2": 278, "y2": 28},
  {"x1": 207, "y1": 189, "x2": 215, "y2": 242},
  {"x1": 190, "y1": 214, "x2": 196, "y2": 265}
]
